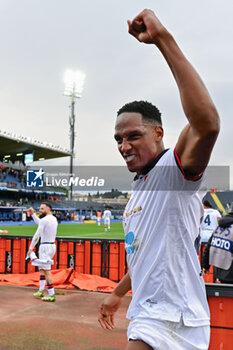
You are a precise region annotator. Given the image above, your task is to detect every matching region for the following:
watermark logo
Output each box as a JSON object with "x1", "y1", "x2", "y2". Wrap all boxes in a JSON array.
[{"x1": 26, "y1": 169, "x2": 45, "y2": 187}]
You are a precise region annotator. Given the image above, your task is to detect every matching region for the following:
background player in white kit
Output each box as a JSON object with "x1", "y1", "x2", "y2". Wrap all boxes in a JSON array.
[
  {"x1": 200, "y1": 200, "x2": 221, "y2": 243},
  {"x1": 98, "y1": 8, "x2": 220, "y2": 350},
  {"x1": 27, "y1": 202, "x2": 58, "y2": 302},
  {"x1": 102, "y1": 209, "x2": 112, "y2": 232}
]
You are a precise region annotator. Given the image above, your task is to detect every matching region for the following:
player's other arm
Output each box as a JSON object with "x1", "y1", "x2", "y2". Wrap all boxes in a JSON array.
[
  {"x1": 128, "y1": 9, "x2": 220, "y2": 178},
  {"x1": 202, "y1": 233, "x2": 213, "y2": 274},
  {"x1": 27, "y1": 220, "x2": 45, "y2": 255},
  {"x1": 98, "y1": 272, "x2": 131, "y2": 330}
]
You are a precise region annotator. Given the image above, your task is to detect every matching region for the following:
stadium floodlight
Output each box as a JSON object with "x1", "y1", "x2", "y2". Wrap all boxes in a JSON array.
[
  {"x1": 63, "y1": 69, "x2": 86, "y2": 200},
  {"x1": 64, "y1": 69, "x2": 86, "y2": 99}
]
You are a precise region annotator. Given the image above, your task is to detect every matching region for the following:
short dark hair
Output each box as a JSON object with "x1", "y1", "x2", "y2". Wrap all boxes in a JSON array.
[
  {"x1": 41, "y1": 202, "x2": 52, "y2": 211},
  {"x1": 203, "y1": 200, "x2": 212, "y2": 208},
  {"x1": 117, "y1": 100, "x2": 162, "y2": 125}
]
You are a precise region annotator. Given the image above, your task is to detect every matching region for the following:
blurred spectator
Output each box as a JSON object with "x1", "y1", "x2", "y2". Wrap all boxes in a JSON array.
[
  {"x1": 56, "y1": 211, "x2": 62, "y2": 223},
  {"x1": 202, "y1": 209, "x2": 233, "y2": 283}
]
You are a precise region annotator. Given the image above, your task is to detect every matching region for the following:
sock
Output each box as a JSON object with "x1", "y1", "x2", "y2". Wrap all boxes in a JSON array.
[
  {"x1": 39, "y1": 276, "x2": 46, "y2": 292},
  {"x1": 47, "y1": 283, "x2": 55, "y2": 296}
]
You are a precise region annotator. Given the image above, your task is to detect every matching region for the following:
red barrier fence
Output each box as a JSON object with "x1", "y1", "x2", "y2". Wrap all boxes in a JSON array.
[
  {"x1": 0, "y1": 235, "x2": 127, "y2": 281},
  {"x1": 0, "y1": 236, "x2": 216, "y2": 283},
  {"x1": 206, "y1": 284, "x2": 233, "y2": 348}
]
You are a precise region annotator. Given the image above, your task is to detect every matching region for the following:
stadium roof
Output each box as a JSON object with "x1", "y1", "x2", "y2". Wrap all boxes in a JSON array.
[{"x1": 0, "y1": 130, "x2": 71, "y2": 163}]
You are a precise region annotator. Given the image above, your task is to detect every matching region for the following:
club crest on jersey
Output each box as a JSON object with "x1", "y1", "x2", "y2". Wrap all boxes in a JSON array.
[{"x1": 125, "y1": 231, "x2": 139, "y2": 254}]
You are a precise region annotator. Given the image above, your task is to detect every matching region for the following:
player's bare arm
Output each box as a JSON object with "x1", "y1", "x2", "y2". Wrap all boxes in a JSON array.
[
  {"x1": 98, "y1": 272, "x2": 131, "y2": 330},
  {"x1": 128, "y1": 9, "x2": 220, "y2": 177}
]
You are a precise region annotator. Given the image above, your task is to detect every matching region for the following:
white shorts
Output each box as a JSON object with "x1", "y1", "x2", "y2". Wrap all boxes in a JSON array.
[
  {"x1": 104, "y1": 218, "x2": 110, "y2": 225},
  {"x1": 39, "y1": 243, "x2": 56, "y2": 270},
  {"x1": 127, "y1": 317, "x2": 210, "y2": 350}
]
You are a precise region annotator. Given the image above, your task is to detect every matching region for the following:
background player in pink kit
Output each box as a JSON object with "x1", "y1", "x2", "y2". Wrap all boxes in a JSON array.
[
  {"x1": 98, "y1": 8, "x2": 220, "y2": 350},
  {"x1": 0, "y1": 229, "x2": 8, "y2": 233}
]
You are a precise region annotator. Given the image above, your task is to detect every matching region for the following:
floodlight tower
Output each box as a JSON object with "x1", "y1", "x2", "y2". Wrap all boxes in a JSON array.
[{"x1": 64, "y1": 69, "x2": 85, "y2": 200}]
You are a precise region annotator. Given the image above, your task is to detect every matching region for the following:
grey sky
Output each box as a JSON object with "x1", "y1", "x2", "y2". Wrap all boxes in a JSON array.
[{"x1": 0, "y1": 1, "x2": 232, "y2": 187}]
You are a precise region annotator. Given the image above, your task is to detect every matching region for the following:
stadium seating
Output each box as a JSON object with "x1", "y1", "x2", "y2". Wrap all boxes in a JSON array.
[
  {"x1": 0, "y1": 209, "x2": 15, "y2": 221},
  {"x1": 203, "y1": 192, "x2": 233, "y2": 214}
]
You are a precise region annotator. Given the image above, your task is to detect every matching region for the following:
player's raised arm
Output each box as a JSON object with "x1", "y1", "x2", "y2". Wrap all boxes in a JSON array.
[
  {"x1": 32, "y1": 213, "x2": 40, "y2": 225},
  {"x1": 128, "y1": 9, "x2": 220, "y2": 178},
  {"x1": 28, "y1": 207, "x2": 40, "y2": 225}
]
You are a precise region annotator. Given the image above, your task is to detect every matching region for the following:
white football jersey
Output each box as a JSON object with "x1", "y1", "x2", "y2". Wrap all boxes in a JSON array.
[
  {"x1": 201, "y1": 208, "x2": 221, "y2": 232},
  {"x1": 103, "y1": 210, "x2": 111, "y2": 220},
  {"x1": 123, "y1": 148, "x2": 210, "y2": 327},
  {"x1": 30, "y1": 214, "x2": 58, "y2": 249}
]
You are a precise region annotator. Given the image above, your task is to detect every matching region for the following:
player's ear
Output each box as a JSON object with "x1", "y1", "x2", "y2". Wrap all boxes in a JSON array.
[{"x1": 154, "y1": 126, "x2": 163, "y2": 141}]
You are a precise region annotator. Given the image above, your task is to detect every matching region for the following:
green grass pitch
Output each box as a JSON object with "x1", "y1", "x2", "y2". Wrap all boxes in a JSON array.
[{"x1": 0, "y1": 222, "x2": 125, "y2": 240}]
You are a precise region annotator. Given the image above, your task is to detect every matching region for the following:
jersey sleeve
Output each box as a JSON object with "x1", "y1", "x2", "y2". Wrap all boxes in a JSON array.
[
  {"x1": 32, "y1": 213, "x2": 40, "y2": 225},
  {"x1": 174, "y1": 148, "x2": 204, "y2": 182},
  {"x1": 151, "y1": 148, "x2": 206, "y2": 193}
]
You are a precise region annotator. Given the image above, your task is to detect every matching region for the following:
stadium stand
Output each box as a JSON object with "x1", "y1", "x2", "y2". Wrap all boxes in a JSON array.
[
  {"x1": 203, "y1": 190, "x2": 233, "y2": 215},
  {"x1": 0, "y1": 131, "x2": 71, "y2": 218}
]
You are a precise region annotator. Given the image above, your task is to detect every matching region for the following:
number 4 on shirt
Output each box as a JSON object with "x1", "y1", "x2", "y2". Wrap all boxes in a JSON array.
[{"x1": 204, "y1": 214, "x2": 211, "y2": 226}]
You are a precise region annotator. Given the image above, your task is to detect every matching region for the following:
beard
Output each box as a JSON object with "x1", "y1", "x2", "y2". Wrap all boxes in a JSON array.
[{"x1": 39, "y1": 213, "x2": 46, "y2": 219}]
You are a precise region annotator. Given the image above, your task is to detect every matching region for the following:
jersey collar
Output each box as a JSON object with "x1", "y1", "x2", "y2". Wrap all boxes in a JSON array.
[{"x1": 134, "y1": 148, "x2": 169, "y2": 181}]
